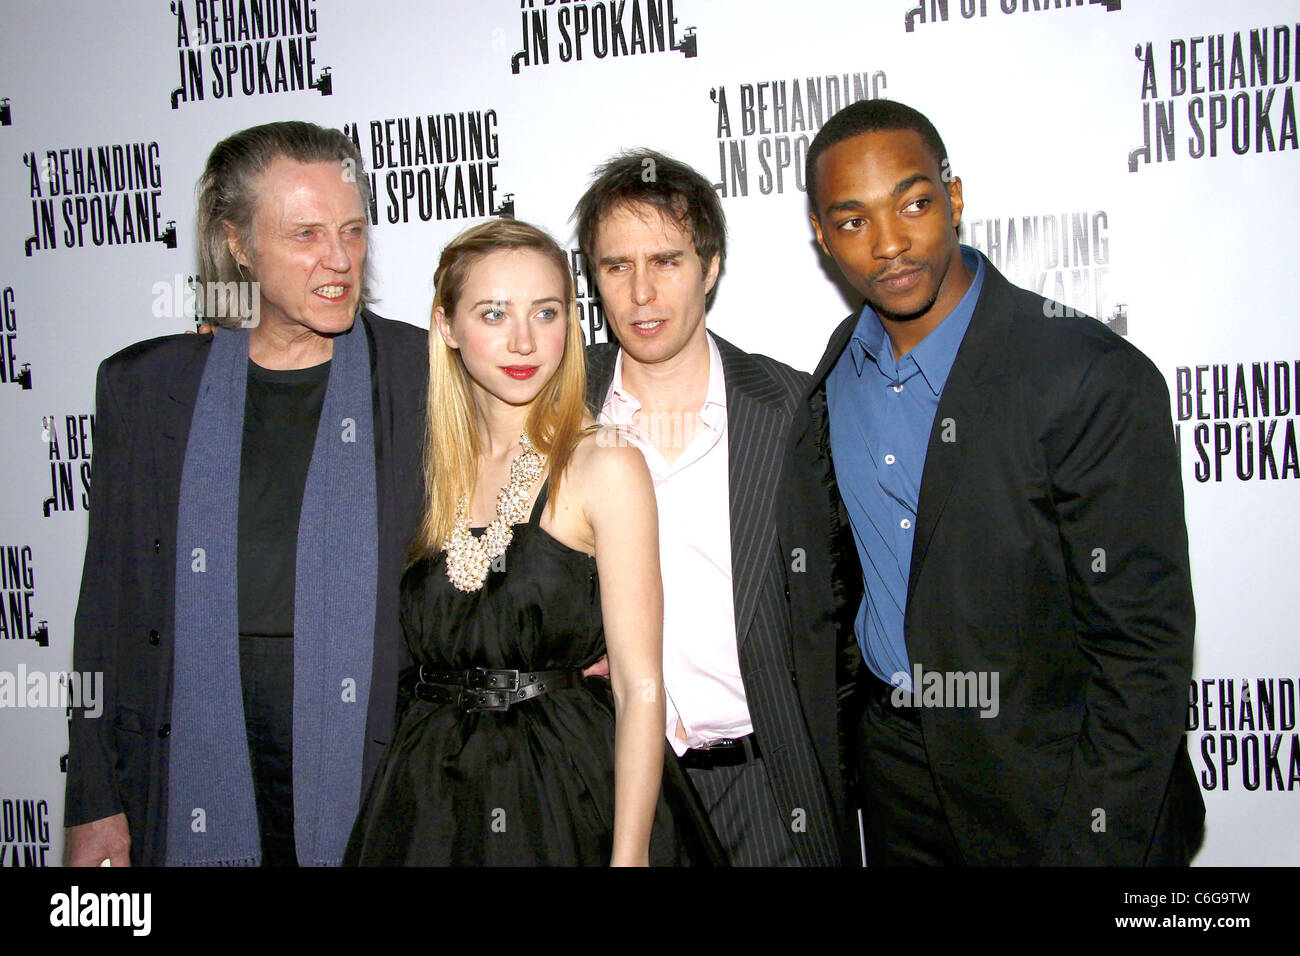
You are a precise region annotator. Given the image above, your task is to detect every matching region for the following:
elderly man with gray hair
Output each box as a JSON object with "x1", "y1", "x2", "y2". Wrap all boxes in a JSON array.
[{"x1": 63, "y1": 121, "x2": 427, "y2": 866}]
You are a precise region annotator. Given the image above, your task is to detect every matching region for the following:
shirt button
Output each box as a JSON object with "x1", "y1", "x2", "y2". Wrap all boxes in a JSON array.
[
  {"x1": 884, "y1": 454, "x2": 896, "y2": 465},
  {"x1": 148, "y1": 629, "x2": 160, "y2": 645},
  {"x1": 158, "y1": 724, "x2": 171, "y2": 739},
  {"x1": 893, "y1": 384, "x2": 903, "y2": 393},
  {"x1": 900, "y1": 519, "x2": 912, "y2": 530},
  {"x1": 154, "y1": 538, "x2": 162, "y2": 554}
]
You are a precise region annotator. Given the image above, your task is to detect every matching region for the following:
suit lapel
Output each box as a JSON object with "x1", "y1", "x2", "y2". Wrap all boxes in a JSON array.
[
  {"x1": 715, "y1": 335, "x2": 788, "y2": 649},
  {"x1": 359, "y1": 313, "x2": 397, "y2": 561},
  {"x1": 155, "y1": 336, "x2": 212, "y2": 529},
  {"x1": 584, "y1": 342, "x2": 619, "y2": 413},
  {"x1": 906, "y1": 262, "x2": 1016, "y2": 608},
  {"x1": 811, "y1": 312, "x2": 860, "y2": 393}
]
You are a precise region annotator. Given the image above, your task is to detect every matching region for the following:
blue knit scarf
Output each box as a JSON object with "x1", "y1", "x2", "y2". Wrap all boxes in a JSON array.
[{"x1": 166, "y1": 322, "x2": 377, "y2": 866}]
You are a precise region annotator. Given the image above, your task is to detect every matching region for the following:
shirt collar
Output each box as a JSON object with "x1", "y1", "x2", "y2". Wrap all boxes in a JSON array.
[
  {"x1": 601, "y1": 333, "x2": 728, "y2": 432},
  {"x1": 699, "y1": 334, "x2": 728, "y2": 430},
  {"x1": 602, "y1": 346, "x2": 641, "y2": 423},
  {"x1": 846, "y1": 245, "x2": 985, "y2": 396},
  {"x1": 847, "y1": 309, "x2": 893, "y2": 377}
]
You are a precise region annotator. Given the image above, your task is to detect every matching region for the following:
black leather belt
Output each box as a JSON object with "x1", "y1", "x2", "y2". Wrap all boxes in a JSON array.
[
  {"x1": 678, "y1": 734, "x2": 762, "y2": 769},
  {"x1": 404, "y1": 665, "x2": 582, "y2": 713},
  {"x1": 866, "y1": 673, "x2": 922, "y2": 725}
]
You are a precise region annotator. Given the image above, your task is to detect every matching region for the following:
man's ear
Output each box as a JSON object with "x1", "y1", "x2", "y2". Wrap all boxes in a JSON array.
[
  {"x1": 946, "y1": 176, "x2": 964, "y2": 231},
  {"x1": 810, "y1": 213, "x2": 830, "y2": 258},
  {"x1": 703, "y1": 252, "x2": 721, "y2": 296},
  {"x1": 434, "y1": 305, "x2": 459, "y2": 350},
  {"x1": 223, "y1": 221, "x2": 250, "y2": 268}
]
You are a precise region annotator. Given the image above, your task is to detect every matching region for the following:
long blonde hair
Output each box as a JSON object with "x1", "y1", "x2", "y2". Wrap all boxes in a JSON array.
[{"x1": 412, "y1": 219, "x2": 588, "y2": 560}]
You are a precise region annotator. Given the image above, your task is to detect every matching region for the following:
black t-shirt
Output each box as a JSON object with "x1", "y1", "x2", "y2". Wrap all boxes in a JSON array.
[{"x1": 237, "y1": 358, "x2": 331, "y2": 637}]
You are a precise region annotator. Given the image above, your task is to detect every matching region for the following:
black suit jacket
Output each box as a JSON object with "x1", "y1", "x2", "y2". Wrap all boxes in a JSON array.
[
  {"x1": 780, "y1": 254, "x2": 1204, "y2": 865},
  {"x1": 64, "y1": 311, "x2": 428, "y2": 866},
  {"x1": 586, "y1": 332, "x2": 844, "y2": 866}
]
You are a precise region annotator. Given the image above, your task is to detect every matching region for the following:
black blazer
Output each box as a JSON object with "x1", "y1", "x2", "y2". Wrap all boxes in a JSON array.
[
  {"x1": 64, "y1": 311, "x2": 428, "y2": 866},
  {"x1": 780, "y1": 255, "x2": 1205, "y2": 865},
  {"x1": 587, "y1": 332, "x2": 844, "y2": 866}
]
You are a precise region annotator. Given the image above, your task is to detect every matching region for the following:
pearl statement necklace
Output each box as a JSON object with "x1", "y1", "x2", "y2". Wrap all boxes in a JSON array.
[{"x1": 443, "y1": 434, "x2": 546, "y2": 592}]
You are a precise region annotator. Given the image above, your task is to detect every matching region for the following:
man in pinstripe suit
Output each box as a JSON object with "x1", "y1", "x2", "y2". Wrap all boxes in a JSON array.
[{"x1": 574, "y1": 151, "x2": 845, "y2": 866}]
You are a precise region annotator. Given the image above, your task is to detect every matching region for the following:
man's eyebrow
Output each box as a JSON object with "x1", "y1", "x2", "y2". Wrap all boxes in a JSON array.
[
  {"x1": 891, "y1": 173, "x2": 933, "y2": 197},
  {"x1": 284, "y1": 217, "x2": 367, "y2": 232},
  {"x1": 825, "y1": 199, "x2": 866, "y2": 215},
  {"x1": 597, "y1": 248, "x2": 685, "y2": 266},
  {"x1": 823, "y1": 174, "x2": 935, "y2": 215}
]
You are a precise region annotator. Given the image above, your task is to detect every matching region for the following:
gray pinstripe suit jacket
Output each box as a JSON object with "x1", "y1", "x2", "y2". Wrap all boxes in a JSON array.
[{"x1": 586, "y1": 332, "x2": 841, "y2": 866}]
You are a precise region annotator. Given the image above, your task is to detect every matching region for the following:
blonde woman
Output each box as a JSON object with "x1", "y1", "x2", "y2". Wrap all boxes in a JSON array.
[{"x1": 346, "y1": 220, "x2": 689, "y2": 865}]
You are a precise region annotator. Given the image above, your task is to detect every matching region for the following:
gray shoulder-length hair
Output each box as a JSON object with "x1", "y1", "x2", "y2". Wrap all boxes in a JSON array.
[{"x1": 195, "y1": 120, "x2": 373, "y2": 327}]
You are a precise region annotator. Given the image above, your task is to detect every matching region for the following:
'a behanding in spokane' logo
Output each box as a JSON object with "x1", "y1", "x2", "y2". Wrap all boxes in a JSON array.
[
  {"x1": 961, "y1": 209, "x2": 1125, "y2": 336},
  {"x1": 169, "y1": 0, "x2": 333, "y2": 109},
  {"x1": 1128, "y1": 22, "x2": 1298, "y2": 172},
  {"x1": 23, "y1": 144, "x2": 173, "y2": 255},
  {"x1": 341, "y1": 111, "x2": 511, "y2": 227},
  {"x1": 510, "y1": 0, "x2": 697, "y2": 73},
  {"x1": 0, "y1": 797, "x2": 52, "y2": 867},
  {"x1": 0, "y1": 286, "x2": 32, "y2": 390},
  {"x1": 0, "y1": 544, "x2": 43, "y2": 645},
  {"x1": 712, "y1": 70, "x2": 889, "y2": 198}
]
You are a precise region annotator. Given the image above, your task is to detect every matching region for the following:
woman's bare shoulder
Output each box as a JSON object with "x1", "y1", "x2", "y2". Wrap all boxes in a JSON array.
[{"x1": 567, "y1": 422, "x2": 650, "y2": 487}]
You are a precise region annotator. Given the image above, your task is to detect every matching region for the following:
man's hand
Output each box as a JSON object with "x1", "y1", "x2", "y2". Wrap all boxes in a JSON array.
[{"x1": 64, "y1": 813, "x2": 131, "y2": 867}]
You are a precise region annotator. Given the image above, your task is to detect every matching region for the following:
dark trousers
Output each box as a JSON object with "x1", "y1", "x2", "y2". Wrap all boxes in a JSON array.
[
  {"x1": 856, "y1": 680, "x2": 964, "y2": 866},
  {"x1": 684, "y1": 753, "x2": 801, "y2": 867}
]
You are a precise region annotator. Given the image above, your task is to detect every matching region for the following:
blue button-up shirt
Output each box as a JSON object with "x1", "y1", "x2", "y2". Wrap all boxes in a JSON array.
[{"x1": 827, "y1": 246, "x2": 985, "y2": 689}]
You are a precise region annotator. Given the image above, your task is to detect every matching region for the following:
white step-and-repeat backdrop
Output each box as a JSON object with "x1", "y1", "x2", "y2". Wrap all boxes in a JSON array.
[{"x1": 1, "y1": 0, "x2": 1296, "y2": 866}]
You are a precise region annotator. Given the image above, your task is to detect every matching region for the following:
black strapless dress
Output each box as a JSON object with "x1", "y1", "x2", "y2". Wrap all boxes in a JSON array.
[{"x1": 346, "y1": 482, "x2": 718, "y2": 866}]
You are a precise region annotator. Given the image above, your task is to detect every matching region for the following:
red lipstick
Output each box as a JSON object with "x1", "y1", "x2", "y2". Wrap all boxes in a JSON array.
[{"x1": 501, "y1": 365, "x2": 539, "y2": 380}]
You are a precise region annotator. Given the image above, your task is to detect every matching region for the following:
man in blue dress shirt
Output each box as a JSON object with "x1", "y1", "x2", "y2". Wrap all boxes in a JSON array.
[
  {"x1": 826, "y1": 245, "x2": 983, "y2": 697},
  {"x1": 779, "y1": 99, "x2": 1204, "y2": 865}
]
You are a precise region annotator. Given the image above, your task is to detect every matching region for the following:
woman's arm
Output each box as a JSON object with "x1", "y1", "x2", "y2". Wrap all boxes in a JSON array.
[{"x1": 578, "y1": 438, "x2": 664, "y2": 867}]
